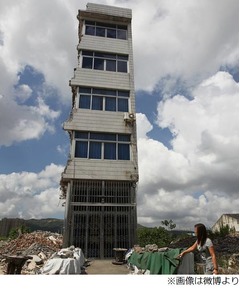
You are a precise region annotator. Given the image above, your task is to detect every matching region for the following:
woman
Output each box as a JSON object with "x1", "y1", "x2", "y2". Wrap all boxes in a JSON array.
[{"x1": 178, "y1": 223, "x2": 218, "y2": 274}]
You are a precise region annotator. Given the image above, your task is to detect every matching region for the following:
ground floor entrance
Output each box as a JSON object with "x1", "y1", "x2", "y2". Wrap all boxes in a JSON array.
[{"x1": 64, "y1": 180, "x2": 137, "y2": 258}]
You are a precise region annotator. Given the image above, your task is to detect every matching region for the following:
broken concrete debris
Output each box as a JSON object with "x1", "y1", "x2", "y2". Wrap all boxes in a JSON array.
[{"x1": 0, "y1": 230, "x2": 87, "y2": 274}]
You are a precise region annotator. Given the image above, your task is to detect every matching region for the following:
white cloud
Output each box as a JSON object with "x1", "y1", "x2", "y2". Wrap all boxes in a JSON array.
[
  {"x1": 137, "y1": 189, "x2": 237, "y2": 230},
  {"x1": 0, "y1": 0, "x2": 238, "y2": 230},
  {"x1": 0, "y1": 0, "x2": 238, "y2": 98},
  {"x1": 0, "y1": 0, "x2": 78, "y2": 99},
  {"x1": 14, "y1": 84, "x2": 32, "y2": 103},
  {"x1": 130, "y1": 0, "x2": 239, "y2": 91},
  {"x1": 136, "y1": 113, "x2": 153, "y2": 139},
  {"x1": 0, "y1": 94, "x2": 60, "y2": 146},
  {"x1": 135, "y1": 71, "x2": 238, "y2": 229},
  {"x1": 0, "y1": 164, "x2": 64, "y2": 219},
  {"x1": 157, "y1": 71, "x2": 238, "y2": 166}
]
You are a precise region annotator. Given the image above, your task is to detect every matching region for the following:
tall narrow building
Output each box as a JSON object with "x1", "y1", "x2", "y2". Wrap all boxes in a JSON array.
[{"x1": 60, "y1": 3, "x2": 138, "y2": 259}]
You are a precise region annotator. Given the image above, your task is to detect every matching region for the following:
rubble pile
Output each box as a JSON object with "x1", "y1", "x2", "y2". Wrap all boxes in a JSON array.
[
  {"x1": 213, "y1": 235, "x2": 239, "y2": 254},
  {"x1": 169, "y1": 234, "x2": 239, "y2": 274},
  {"x1": 0, "y1": 231, "x2": 63, "y2": 257},
  {"x1": 0, "y1": 231, "x2": 63, "y2": 274},
  {"x1": 132, "y1": 244, "x2": 168, "y2": 253},
  {"x1": 169, "y1": 235, "x2": 239, "y2": 254},
  {"x1": 169, "y1": 236, "x2": 196, "y2": 250}
]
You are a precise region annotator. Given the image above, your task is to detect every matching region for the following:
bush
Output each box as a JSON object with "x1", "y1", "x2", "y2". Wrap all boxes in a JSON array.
[
  {"x1": 137, "y1": 226, "x2": 172, "y2": 247},
  {"x1": 209, "y1": 224, "x2": 231, "y2": 238},
  {"x1": 8, "y1": 225, "x2": 30, "y2": 240}
]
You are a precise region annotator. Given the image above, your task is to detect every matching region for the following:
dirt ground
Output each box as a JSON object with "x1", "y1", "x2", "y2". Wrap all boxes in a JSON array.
[
  {"x1": 0, "y1": 259, "x2": 130, "y2": 275},
  {"x1": 85, "y1": 259, "x2": 130, "y2": 274}
]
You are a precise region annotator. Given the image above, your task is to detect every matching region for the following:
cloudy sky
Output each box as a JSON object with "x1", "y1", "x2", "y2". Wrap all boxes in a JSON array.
[{"x1": 0, "y1": 0, "x2": 238, "y2": 231}]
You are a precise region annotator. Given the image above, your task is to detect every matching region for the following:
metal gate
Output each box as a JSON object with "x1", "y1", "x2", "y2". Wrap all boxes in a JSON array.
[
  {"x1": 69, "y1": 180, "x2": 137, "y2": 258},
  {"x1": 71, "y1": 205, "x2": 134, "y2": 258}
]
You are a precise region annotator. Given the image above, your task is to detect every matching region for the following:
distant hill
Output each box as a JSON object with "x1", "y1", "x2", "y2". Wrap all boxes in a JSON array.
[
  {"x1": 0, "y1": 218, "x2": 63, "y2": 237},
  {"x1": 25, "y1": 218, "x2": 64, "y2": 234},
  {"x1": 137, "y1": 223, "x2": 146, "y2": 229},
  {"x1": 0, "y1": 219, "x2": 145, "y2": 237},
  {"x1": 0, "y1": 219, "x2": 192, "y2": 238},
  {"x1": 136, "y1": 224, "x2": 194, "y2": 235}
]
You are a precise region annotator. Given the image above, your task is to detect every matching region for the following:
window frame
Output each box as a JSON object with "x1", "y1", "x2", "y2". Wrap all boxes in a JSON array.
[
  {"x1": 78, "y1": 87, "x2": 129, "y2": 112},
  {"x1": 81, "y1": 50, "x2": 128, "y2": 73},
  {"x1": 85, "y1": 20, "x2": 128, "y2": 40},
  {"x1": 74, "y1": 131, "x2": 131, "y2": 161}
]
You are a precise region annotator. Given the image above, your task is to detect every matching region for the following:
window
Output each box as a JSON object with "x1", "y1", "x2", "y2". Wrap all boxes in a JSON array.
[
  {"x1": 79, "y1": 87, "x2": 129, "y2": 112},
  {"x1": 82, "y1": 51, "x2": 128, "y2": 73},
  {"x1": 75, "y1": 141, "x2": 88, "y2": 158},
  {"x1": 105, "y1": 97, "x2": 116, "y2": 111},
  {"x1": 118, "y1": 144, "x2": 130, "y2": 160},
  {"x1": 92, "y1": 96, "x2": 103, "y2": 110},
  {"x1": 79, "y1": 95, "x2": 91, "y2": 109},
  {"x1": 89, "y1": 142, "x2": 101, "y2": 159},
  {"x1": 74, "y1": 132, "x2": 130, "y2": 160},
  {"x1": 85, "y1": 21, "x2": 127, "y2": 40},
  {"x1": 104, "y1": 143, "x2": 116, "y2": 159}
]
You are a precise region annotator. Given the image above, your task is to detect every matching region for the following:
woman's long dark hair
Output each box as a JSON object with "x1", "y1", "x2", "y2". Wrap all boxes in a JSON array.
[{"x1": 194, "y1": 223, "x2": 207, "y2": 246}]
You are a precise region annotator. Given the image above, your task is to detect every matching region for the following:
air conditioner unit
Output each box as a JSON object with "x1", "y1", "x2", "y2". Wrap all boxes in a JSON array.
[{"x1": 124, "y1": 112, "x2": 135, "y2": 121}]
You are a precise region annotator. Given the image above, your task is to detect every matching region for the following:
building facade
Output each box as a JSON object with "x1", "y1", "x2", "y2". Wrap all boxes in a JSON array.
[
  {"x1": 212, "y1": 214, "x2": 239, "y2": 234},
  {"x1": 60, "y1": 3, "x2": 138, "y2": 259}
]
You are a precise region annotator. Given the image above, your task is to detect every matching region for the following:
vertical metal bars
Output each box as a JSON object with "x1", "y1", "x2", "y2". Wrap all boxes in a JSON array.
[{"x1": 69, "y1": 180, "x2": 136, "y2": 258}]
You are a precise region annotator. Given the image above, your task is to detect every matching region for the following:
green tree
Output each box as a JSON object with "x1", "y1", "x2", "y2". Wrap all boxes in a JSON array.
[
  {"x1": 215, "y1": 224, "x2": 230, "y2": 237},
  {"x1": 8, "y1": 225, "x2": 30, "y2": 240},
  {"x1": 137, "y1": 226, "x2": 172, "y2": 247},
  {"x1": 161, "y1": 219, "x2": 176, "y2": 230}
]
